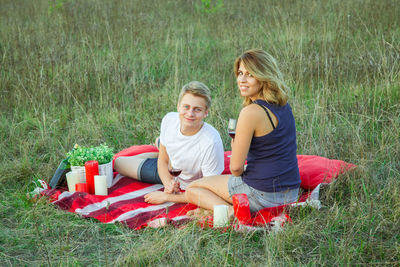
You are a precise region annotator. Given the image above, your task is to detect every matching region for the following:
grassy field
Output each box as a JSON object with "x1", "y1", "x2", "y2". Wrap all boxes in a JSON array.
[{"x1": 1, "y1": 0, "x2": 399, "y2": 265}]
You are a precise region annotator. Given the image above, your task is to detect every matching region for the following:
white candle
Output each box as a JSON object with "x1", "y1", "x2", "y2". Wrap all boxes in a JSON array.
[
  {"x1": 66, "y1": 171, "x2": 81, "y2": 192},
  {"x1": 71, "y1": 168, "x2": 86, "y2": 183},
  {"x1": 98, "y1": 161, "x2": 113, "y2": 188},
  {"x1": 213, "y1": 205, "x2": 229, "y2": 227},
  {"x1": 94, "y1": 175, "x2": 108, "y2": 196}
]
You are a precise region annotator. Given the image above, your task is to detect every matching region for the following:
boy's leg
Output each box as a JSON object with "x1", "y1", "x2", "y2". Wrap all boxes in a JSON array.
[
  {"x1": 153, "y1": 137, "x2": 161, "y2": 149},
  {"x1": 114, "y1": 152, "x2": 158, "y2": 180}
]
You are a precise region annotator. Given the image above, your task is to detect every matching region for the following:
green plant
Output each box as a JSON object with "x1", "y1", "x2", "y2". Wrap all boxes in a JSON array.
[
  {"x1": 67, "y1": 144, "x2": 114, "y2": 166},
  {"x1": 48, "y1": 0, "x2": 69, "y2": 15},
  {"x1": 197, "y1": 0, "x2": 224, "y2": 14}
]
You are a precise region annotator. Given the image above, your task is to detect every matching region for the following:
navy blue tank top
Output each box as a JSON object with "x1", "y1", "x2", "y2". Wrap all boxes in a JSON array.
[{"x1": 242, "y1": 100, "x2": 300, "y2": 192}]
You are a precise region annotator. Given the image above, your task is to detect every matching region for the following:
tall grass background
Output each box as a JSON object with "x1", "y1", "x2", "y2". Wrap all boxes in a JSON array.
[{"x1": 0, "y1": 0, "x2": 399, "y2": 265}]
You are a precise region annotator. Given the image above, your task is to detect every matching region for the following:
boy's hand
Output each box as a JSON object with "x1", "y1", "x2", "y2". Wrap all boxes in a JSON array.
[
  {"x1": 172, "y1": 180, "x2": 181, "y2": 193},
  {"x1": 164, "y1": 179, "x2": 181, "y2": 194},
  {"x1": 164, "y1": 179, "x2": 180, "y2": 194}
]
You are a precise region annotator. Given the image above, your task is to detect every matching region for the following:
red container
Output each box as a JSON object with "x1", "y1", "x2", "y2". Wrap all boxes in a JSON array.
[
  {"x1": 85, "y1": 160, "x2": 99, "y2": 194},
  {"x1": 232, "y1": 194, "x2": 252, "y2": 225},
  {"x1": 75, "y1": 183, "x2": 89, "y2": 193}
]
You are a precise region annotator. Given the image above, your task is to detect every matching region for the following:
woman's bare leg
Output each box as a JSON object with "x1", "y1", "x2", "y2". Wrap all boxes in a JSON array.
[
  {"x1": 185, "y1": 175, "x2": 232, "y2": 211},
  {"x1": 113, "y1": 152, "x2": 158, "y2": 179}
]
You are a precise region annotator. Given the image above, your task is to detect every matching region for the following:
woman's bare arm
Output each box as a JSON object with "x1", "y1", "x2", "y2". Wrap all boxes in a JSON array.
[
  {"x1": 229, "y1": 106, "x2": 256, "y2": 176},
  {"x1": 230, "y1": 104, "x2": 275, "y2": 176}
]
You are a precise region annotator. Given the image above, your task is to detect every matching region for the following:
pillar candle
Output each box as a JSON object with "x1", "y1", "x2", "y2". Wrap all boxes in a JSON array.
[
  {"x1": 94, "y1": 175, "x2": 108, "y2": 196},
  {"x1": 232, "y1": 194, "x2": 252, "y2": 225},
  {"x1": 75, "y1": 183, "x2": 88, "y2": 193},
  {"x1": 213, "y1": 205, "x2": 229, "y2": 227},
  {"x1": 85, "y1": 160, "x2": 99, "y2": 194},
  {"x1": 71, "y1": 169, "x2": 86, "y2": 183},
  {"x1": 66, "y1": 171, "x2": 80, "y2": 192}
]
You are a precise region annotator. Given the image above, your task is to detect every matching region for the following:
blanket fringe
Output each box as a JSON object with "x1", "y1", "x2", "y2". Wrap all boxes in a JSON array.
[{"x1": 27, "y1": 178, "x2": 49, "y2": 200}]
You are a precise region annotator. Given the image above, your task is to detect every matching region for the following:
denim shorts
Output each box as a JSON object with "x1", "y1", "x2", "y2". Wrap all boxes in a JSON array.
[
  {"x1": 137, "y1": 158, "x2": 162, "y2": 184},
  {"x1": 228, "y1": 175, "x2": 299, "y2": 213}
]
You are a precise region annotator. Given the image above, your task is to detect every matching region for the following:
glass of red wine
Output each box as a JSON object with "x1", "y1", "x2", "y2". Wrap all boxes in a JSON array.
[
  {"x1": 168, "y1": 167, "x2": 182, "y2": 194},
  {"x1": 168, "y1": 168, "x2": 182, "y2": 178},
  {"x1": 228, "y1": 118, "x2": 237, "y2": 138}
]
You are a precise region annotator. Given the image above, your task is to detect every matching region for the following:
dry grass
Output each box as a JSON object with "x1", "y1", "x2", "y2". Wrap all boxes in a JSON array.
[{"x1": 0, "y1": 0, "x2": 399, "y2": 265}]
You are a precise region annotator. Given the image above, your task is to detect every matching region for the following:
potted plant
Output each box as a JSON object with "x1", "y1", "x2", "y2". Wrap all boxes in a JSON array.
[{"x1": 67, "y1": 144, "x2": 114, "y2": 187}]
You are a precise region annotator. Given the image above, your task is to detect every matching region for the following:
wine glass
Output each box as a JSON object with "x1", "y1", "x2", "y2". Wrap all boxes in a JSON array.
[
  {"x1": 168, "y1": 165, "x2": 182, "y2": 194},
  {"x1": 228, "y1": 118, "x2": 237, "y2": 138},
  {"x1": 168, "y1": 168, "x2": 182, "y2": 180}
]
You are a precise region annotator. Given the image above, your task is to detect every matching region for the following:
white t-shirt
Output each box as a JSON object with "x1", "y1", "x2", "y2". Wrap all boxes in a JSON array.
[{"x1": 159, "y1": 112, "x2": 225, "y2": 189}]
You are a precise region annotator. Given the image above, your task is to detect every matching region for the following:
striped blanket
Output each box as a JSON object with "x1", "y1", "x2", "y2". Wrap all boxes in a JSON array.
[
  {"x1": 38, "y1": 146, "x2": 356, "y2": 231},
  {"x1": 41, "y1": 174, "x2": 199, "y2": 230},
  {"x1": 38, "y1": 176, "x2": 332, "y2": 231}
]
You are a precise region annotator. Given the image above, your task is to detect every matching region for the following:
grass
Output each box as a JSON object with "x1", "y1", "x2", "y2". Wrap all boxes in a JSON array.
[{"x1": 0, "y1": 0, "x2": 399, "y2": 265}]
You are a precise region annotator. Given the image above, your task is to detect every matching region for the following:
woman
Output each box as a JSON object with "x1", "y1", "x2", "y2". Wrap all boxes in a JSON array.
[
  {"x1": 114, "y1": 81, "x2": 225, "y2": 204},
  {"x1": 186, "y1": 49, "x2": 300, "y2": 216}
]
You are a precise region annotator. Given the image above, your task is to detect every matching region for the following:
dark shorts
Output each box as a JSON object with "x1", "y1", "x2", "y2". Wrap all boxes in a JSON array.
[
  {"x1": 137, "y1": 158, "x2": 162, "y2": 184},
  {"x1": 228, "y1": 175, "x2": 299, "y2": 213}
]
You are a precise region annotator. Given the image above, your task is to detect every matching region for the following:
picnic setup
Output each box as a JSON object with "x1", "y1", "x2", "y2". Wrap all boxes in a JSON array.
[
  {"x1": 4, "y1": 0, "x2": 398, "y2": 265},
  {"x1": 33, "y1": 144, "x2": 356, "y2": 232}
]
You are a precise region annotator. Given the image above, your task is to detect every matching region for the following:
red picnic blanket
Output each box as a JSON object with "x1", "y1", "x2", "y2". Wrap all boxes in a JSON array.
[{"x1": 40, "y1": 145, "x2": 356, "y2": 230}]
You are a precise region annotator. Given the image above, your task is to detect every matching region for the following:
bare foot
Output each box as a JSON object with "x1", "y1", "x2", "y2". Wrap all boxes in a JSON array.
[
  {"x1": 144, "y1": 191, "x2": 168, "y2": 204},
  {"x1": 186, "y1": 208, "x2": 202, "y2": 217},
  {"x1": 187, "y1": 208, "x2": 212, "y2": 218},
  {"x1": 228, "y1": 206, "x2": 235, "y2": 221}
]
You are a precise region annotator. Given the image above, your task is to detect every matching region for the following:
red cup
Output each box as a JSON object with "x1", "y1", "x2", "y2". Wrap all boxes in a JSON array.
[
  {"x1": 75, "y1": 183, "x2": 88, "y2": 193},
  {"x1": 232, "y1": 194, "x2": 252, "y2": 225},
  {"x1": 85, "y1": 160, "x2": 99, "y2": 194}
]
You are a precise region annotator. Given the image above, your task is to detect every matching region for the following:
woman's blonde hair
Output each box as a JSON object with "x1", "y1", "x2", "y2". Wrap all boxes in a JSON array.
[
  {"x1": 234, "y1": 49, "x2": 289, "y2": 106},
  {"x1": 178, "y1": 81, "x2": 212, "y2": 109}
]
